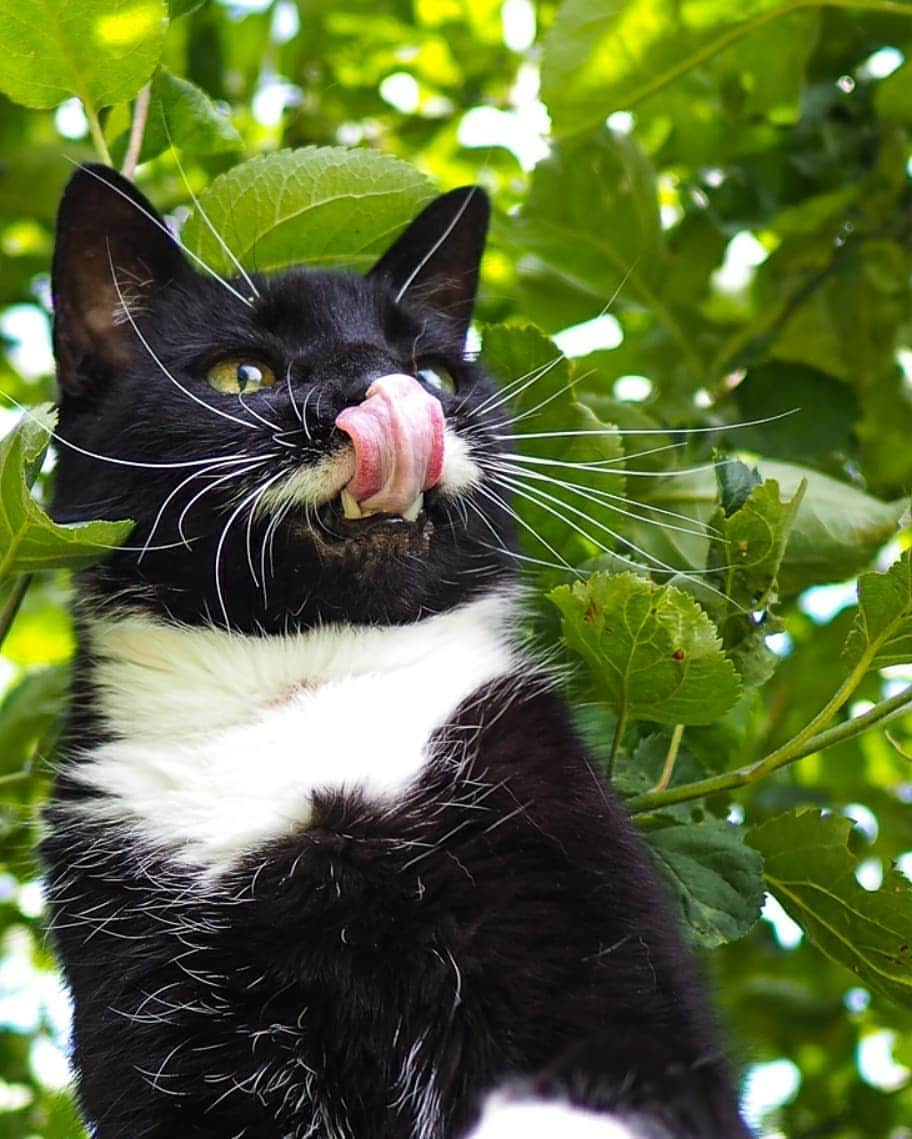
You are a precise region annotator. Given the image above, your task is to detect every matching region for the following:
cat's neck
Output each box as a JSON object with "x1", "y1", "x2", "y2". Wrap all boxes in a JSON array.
[{"x1": 80, "y1": 590, "x2": 521, "y2": 744}]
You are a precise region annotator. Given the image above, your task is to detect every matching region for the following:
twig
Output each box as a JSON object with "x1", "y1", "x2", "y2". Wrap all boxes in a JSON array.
[
  {"x1": 626, "y1": 684, "x2": 912, "y2": 812},
  {"x1": 607, "y1": 704, "x2": 627, "y2": 779},
  {"x1": 122, "y1": 83, "x2": 152, "y2": 180},
  {"x1": 653, "y1": 724, "x2": 684, "y2": 793},
  {"x1": 0, "y1": 574, "x2": 31, "y2": 652},
  {"x1": 82, "y1": 99, "x2": 112, "y2": 166}
]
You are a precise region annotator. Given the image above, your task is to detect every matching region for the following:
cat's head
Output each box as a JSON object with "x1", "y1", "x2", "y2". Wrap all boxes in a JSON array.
[{"x1": 50, "y1": 164, "x2": 517, "y2": 632}]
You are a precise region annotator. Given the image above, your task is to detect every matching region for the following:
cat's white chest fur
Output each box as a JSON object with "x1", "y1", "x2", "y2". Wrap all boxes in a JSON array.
[{"x1": 71, "y1": 593, "x2": 516, "y2": 871}]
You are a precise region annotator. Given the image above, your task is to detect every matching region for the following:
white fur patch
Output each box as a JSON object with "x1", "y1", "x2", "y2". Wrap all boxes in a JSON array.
[
  {"x1": 468, "y1": 1098, "x2": 646, "y2": 1139},
  {"x1": 70, "y1": 594, "x2": 516, "y2": 871}
]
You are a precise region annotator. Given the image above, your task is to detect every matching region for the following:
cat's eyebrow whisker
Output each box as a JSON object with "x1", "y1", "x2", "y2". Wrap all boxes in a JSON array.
[
  {"x1": 395, "y1": 188, "x2": 478, "y2": 304},
  {"x1": 299, "y1": 388, "x2": 315, "y2": 442},
  {"x1": 107, "y1": 253, "x2": 262, "y2": 435},
  {"x1": 284, "y1": 364, "x2": 307, "y2": 430},
  {"x1": 163, "y1": 126, "x2": 260, "y2": 303},
  {"x1": 72, "y1": 161, "x2": 255, "y2": 309},
  {"x1": 212, "y1": 470, "x2": 289, "y2": 630}
]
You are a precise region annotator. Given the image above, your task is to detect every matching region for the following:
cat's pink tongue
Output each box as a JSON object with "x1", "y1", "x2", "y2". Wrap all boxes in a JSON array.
[{"x1": 335, "y1": 374, "x2": 444, "y2": 516}]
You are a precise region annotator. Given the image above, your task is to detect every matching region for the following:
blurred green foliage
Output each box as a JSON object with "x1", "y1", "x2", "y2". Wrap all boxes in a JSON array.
[{"x1": 2, "y1": 1, "x2": 912, "y2": 1136}]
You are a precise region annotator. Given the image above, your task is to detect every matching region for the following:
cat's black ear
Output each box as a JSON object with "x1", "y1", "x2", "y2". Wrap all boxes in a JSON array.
[
  {"x1": 368, "y1": 186, "x2": 489, "y2": 335},
  {"x1": 52, "y1": 164, "x2": 190, "y2": 396}
]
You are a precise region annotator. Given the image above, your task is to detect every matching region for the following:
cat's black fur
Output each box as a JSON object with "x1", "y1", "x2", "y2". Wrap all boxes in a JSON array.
[{"x1": 42, "y1": 164, "x2": 753, "y2": 1139}]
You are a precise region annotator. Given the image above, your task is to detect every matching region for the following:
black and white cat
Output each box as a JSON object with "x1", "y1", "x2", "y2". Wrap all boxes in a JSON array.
[{"x1": 42, "y1": 163, "x2": 753, "y2": 1139}]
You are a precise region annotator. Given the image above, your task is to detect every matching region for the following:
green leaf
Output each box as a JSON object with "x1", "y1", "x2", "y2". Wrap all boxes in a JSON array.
[
  {"x1": 0, "y1": 410, "x2": 133, "y2": 581},
  {"x1": 729, "y1": 363, "x2": 860, "y2": 465},
  {"x1": 646, "y1": 818, "x2": 764, "y2": 948},
  {"x1": 0, "y1": 0, "x2": 167, "y2": 111},
  {"x1": 181, "y1": 146, "x2": 435, "y2": 276},
  {"x1": 716, "y1": 456, "x2": 761, "y2": 517},
  {"x1": 0, "y1": 664, "x2": 69, "y2": 777},
  {"x1": 514, "y1": 128, "x2": 665, "y2": 301},
  {"x1": 710, "y1": 469, "x2": 805, "y2": 611},
  {"x1": 749, "y1": 809, "x2": 912, "y2": 1007},
  {"x1": 843, "y1": 548, "x2": 912, "y2": 673},
  {"x1": 112, "y1": 67, "x2": 241, "y2": 164},
  {"x1": 540, "y1": 0, "x2": 800, "y2": 138},
  {"x1": 635, "y1": 459, "x2": 904, "y2": 595},
  {"x1": 550, "y1": 571, "x2": 742, "y2": 724}
]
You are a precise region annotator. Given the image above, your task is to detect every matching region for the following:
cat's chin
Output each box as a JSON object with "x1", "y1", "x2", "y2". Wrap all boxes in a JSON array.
[{"x1": 288, "y1": 504, "x2": 434, "y2": 559}]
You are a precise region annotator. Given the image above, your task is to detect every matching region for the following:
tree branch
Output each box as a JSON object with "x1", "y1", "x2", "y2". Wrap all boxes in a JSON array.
[
  {"x1": 626, "y1": 684, "x2": 912, "y2": 812},
  {"x1": 122, "y1": 83, "x2": 152, "y2": 180}
]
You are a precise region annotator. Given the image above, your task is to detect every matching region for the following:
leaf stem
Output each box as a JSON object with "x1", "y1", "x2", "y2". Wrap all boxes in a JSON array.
[
  {"x1": 626, "y1": 683, "x2": 912, "y2": 812},
  {"x1": 0, "y1": 574, "x2": 31, "y2": 652},
  {"x1": 122, "y1": 83, "x2": 152, "y2": 180},
  {"x1": 653, "y1": 723, "x2": 685, "y2": 793},
  {"x1": 608, "y1": 704, "x2": 627, "y2": 779},
  {"x1": 83, "y1": 99, "x2": 113, "y2": 166}
]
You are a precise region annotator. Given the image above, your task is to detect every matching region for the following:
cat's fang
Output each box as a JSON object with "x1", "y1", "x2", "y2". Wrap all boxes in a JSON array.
[
  {"x1": 402, "y1": 493, "x2": 423, "y2": 522},
  {"x1": 340, "y1": 488, "x2": 364, "y2": 520}
]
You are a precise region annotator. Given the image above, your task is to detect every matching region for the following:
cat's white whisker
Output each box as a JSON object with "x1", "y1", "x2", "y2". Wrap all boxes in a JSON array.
[
  {"x1": 497, "y1": 409, "x2": 798, "y2": 442},
  {"x1": 164, "y1": 129, "x2": 261, "y2": 303},
  {"x1": 394, "y1": 188, "x2": 478, "y2": 304},
  {"x1": 0, "y1": 391, "x2": 259, "y2": 473},
  {"x1": 140, "y1": 454, "x2": 273, "y2": 563},
  {"x1": 73, "y1": 162, "x2": 256, "y2": 309},
  {"x1": 491, "y1": 460, "x2": 720, "y2": 540},
  {"x1": 491, "y1": 469, "x2": 702, "y2": 578},
  {"x1": 238, "y1": 392, "x2": 282, "y2": 433},
  {"x1": 471, "y1": 482, "x2": 576, "y2": 575},
  {"x1": 176, "y1": 459, "x2": 276, "y2": 547},
  {"x1": 497, "y1": 367, "x2": 599, "y2": 430},
  {"x1": 472, "y1": 353, "x2": 568, "y2": 418},
  {"x1": 213, "y1": 470, "x2": 289, "y2": 629}
]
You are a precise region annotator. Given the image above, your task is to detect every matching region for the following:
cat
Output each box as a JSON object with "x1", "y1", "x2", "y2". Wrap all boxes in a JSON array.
[{"x1": 41, "y1": 161, "x2": 753, "y2": 1139}]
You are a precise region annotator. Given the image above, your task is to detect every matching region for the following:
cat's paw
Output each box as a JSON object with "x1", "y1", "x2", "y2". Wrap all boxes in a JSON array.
[{"x1": 466, "y1": 1097, "x2": 647, "y2": 1138}]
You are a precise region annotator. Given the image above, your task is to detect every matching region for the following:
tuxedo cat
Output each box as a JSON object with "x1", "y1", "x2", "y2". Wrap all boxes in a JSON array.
[{"x1": 42, "y1": 163, "x2": 752, "y2": 1139}]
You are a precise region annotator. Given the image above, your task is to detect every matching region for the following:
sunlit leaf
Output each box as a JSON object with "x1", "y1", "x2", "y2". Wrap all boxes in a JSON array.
[
  {"x1": 750, "y1": 809, "x2": 912, "y2": 1008},
  {"x1": 843, "y1": 548, "x2": 912, "y2": 673},
  {"x1": 181, "y1": 146, "x2": 435, "y2": 275},
  {"x1": 0, "y1": 410, "x2": 132, "y2": 581},
  {"x1": 0, "y1": 0, "x2": 167, "y2": 111}
]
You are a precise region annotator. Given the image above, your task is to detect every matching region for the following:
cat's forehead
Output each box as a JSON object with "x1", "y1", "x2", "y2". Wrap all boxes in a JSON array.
[{"x1": 252, "y1": 269, "x2": 392, "y2": 341}]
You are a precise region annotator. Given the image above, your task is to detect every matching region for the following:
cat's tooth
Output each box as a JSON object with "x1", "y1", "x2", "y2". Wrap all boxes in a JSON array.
[
  {"x1": 402, "y1": 493, "x2": 424, "y2": 523},
  {"x1": 340, "y1": 488, "x2": 363, "y2": 520}
]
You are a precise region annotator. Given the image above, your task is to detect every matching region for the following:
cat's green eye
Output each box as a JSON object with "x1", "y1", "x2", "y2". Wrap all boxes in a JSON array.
[
  {"x1": 417, "y1": 366, "x2": 457, "y2": 396},
  {"x1": 207, "y1": 358, "x2": 276, "y2": 395}
]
